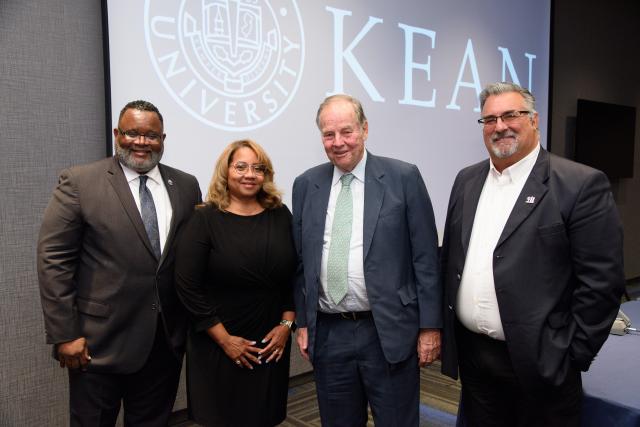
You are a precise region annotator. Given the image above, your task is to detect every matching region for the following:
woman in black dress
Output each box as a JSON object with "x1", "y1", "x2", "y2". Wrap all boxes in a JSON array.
[{"x1": 175, "y1": 139, "x2": 296, "y2": 427}]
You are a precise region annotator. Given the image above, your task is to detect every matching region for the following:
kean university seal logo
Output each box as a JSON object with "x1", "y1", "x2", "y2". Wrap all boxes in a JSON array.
[{"x1": 145, "y1": 0, "x2": 304, "y2": 131}]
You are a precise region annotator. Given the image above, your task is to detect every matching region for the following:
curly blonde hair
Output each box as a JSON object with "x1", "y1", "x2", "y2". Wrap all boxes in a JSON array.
[{"x1": 204, "y1": 139, "x2": 282, "y2": 211}]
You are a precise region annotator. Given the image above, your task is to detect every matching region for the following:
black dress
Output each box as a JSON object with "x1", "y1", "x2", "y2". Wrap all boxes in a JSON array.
[{"x1": 175, "y1": 205, "x2": 296, "y2": 427}]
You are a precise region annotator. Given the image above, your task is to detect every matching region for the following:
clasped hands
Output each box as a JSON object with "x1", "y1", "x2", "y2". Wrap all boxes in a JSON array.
[{"x1": 220, "y1": 323, "x2": 290, "y2": 369}]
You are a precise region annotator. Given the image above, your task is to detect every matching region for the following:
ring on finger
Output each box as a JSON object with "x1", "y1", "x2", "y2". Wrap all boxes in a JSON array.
[{"x1": 235, "y1": 359, "x2": 241, "y2": 365}]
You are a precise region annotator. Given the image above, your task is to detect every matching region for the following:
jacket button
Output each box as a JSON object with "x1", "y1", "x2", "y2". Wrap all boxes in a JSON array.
[
  {"x1": 457, "y1": 274, "x2": 461, "y2": 280},
  {"x1": 151, "y1": 304, "x2": 157, "y2": 311}
]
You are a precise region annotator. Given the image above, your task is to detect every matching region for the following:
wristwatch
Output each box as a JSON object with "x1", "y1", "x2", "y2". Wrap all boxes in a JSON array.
[{"x1": 280, "y1": 319, "x2": 296, "y2": 332}]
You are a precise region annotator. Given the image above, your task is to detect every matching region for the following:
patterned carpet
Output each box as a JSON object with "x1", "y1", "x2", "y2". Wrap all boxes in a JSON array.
[{"x1": 174, "y1": 361, "x2": 461, "y2": 426}]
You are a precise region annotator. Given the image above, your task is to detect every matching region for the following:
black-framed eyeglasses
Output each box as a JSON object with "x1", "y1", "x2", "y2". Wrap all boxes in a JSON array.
[
  {"x1": 118, "y1": 128, "x2": 162, "y2": 143},
  {"x1": 231, "y1": 161, "x2": 268, "y2": 176},
  {"x1": 478, "y1": 110, "x2": 531, "y2": 127}
]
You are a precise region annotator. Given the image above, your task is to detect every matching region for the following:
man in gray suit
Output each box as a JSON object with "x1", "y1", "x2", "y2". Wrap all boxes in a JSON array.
[
  {"x1": 440, "y1": 82, "x2": 625, "y2": 426},
  {"x1": 293, "y1": 94, "x2": 442, "y2": 426},
  {"x1": 37, "y1": 100, "x2": 201, "y2": 426}
]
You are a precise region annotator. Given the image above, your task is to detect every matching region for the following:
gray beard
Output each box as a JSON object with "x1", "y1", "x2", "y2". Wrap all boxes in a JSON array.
[
  {"x1": 489, "y1": 133, "x2": 519, "y2": 159},
  {"x1": 115, "y1": 143, "x2": 163, "y2": 173}
]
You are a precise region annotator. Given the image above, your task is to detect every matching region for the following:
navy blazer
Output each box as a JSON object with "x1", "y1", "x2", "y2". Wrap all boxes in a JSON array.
[
  {"x1": 440, "y1": 148, "x2": 625, "y2": 390},
  {"x1": 292, "y1": 152, "x2": 442, "y2": 364}
]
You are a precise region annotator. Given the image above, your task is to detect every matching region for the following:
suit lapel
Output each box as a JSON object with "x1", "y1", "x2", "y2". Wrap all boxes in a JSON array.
[
  {"x1": 461, "y1": 162, "x2": 489, "y2": 255},
  {"x1": 106, "y1": 157, "x2": 157, "y2": 259},
  {"x1": 363, "y1": 154, "x2": 384, "y2": 260},
  {"x1": 158, "y1": 164, "x2": 181, "y2": 267},
  {"x1": 496, "y1": 149, "x2": 549, "y2": 248},
  {"x1": 310, "y1": 166, "x2": 333, "y2": 280}
]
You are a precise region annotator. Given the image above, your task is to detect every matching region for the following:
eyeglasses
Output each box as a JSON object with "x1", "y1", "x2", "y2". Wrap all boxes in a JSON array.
[
  {"x1": 478, "y1": 110, "x2": 531, "y2": 127},
  {"x1": 118, "y1": 128, "x2": 162, "y2": 143},
  {"x1": 231, "y1": 162, "x2": 268, "y2": 176}
]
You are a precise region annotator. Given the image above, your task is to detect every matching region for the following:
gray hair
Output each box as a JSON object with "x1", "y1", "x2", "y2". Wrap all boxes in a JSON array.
[
  {"x1": 315, "y1": 94, "x2": 367, "y2": 130},
  {"x1": 479, "y1": 82, "x2": 536, "y2": 113},
  {"x1": 118, "y1": 100, "x2": 164, "y2": 125}
]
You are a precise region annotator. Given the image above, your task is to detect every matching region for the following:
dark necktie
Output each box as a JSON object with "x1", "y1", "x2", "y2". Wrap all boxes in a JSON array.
[{"x1": 139, "y1": 175, "x2": 161, "y2": 259}]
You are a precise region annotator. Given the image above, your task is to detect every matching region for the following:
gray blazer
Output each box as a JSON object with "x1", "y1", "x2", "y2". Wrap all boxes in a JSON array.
[
  {"x1": 37, "y1": 156, "x2": 201, "y2": 373},
  {"x1": 292, "y1": 152, "x2": 442, "y2": 364},
  {"x1": 440, "y1": 148, "x2": 625, "y2": 390}
]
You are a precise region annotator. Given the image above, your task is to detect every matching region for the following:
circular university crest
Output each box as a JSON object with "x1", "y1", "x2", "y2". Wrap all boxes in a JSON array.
[{"x1": 144, "y1": 0, "x2": 305, "y2": 131}]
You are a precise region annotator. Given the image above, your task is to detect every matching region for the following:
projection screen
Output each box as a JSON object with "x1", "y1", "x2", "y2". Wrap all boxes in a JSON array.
[{"x1": 105, "y1": 0, "x2": 552, "y2": 233}]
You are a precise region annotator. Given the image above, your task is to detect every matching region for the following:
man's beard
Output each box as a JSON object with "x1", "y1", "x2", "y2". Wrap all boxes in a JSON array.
[
  {"x1": 489, "y1": 131, "x2": 519, "y2": 159},
  {"x1": 115, "y1": 143, "x2": 163, "y2": 173}
]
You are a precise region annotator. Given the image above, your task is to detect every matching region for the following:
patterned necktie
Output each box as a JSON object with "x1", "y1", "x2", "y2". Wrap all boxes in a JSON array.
[
  {"x1": 139, "y1": 175, "x2": 161, "y2": 259},
  {"x1": 327, "y1": 173, "x2": 355, "y2": 304}
]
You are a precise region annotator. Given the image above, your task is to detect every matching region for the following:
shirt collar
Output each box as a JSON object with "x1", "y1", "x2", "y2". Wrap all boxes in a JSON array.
[
  {"x1": 332, "y1": 150, "x2": 367, "y2": 186},
  {"x1": 489, "y1": 143, "x2": 540, "y2": 182},
  {"x1": 120, "y1": 162, "x2": 162, "y2": 185}
]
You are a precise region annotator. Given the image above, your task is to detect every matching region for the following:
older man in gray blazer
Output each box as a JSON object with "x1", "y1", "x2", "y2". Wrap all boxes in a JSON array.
[
  {"x1": 37, "y1": 100, "x2": 201, "y2": 426},
  {"x1": 293, "y1": 94, "x2": 442, "y2": 427}
]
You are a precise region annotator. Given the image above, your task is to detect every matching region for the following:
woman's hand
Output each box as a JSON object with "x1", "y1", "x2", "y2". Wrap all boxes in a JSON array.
[
  {"x1": 219, "y1": 335, "x2": 262, "y2": 369},
  {"x1": 260, "y1": 323, "x2": 291, "y2": 363},
  {"x1": 207, "y1": 323, "x2": 261, "y2": 369}
]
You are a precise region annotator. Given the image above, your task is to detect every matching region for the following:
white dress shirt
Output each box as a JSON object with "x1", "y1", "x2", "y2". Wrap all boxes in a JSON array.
[
  {"x1": 456, "y1": 144, "x2": 540, "y2": 340},
  {"x1": 121, "y1": 163, "x2": 173, "y2": 255},
  {"x1": 319, "y1": 151, "x2": 369, "y2": 313}
]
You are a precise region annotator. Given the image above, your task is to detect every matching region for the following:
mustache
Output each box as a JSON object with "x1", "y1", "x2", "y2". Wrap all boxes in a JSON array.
[{"x1": 491, "y1": 130, "x2": 518, "y2": 143}]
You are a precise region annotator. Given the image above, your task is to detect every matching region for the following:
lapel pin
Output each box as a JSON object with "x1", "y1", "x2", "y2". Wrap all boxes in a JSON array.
[
  {"x1": 525, "y1": 196, "x2": 535, "y2": 204},
  {"x1": 167, "y1": 179, "x2": 174, "y2": 186}
]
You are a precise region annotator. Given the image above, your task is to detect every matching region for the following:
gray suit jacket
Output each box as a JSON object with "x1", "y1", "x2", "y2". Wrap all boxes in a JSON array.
[
  {"x1": 37, "y1": 156, "x2": 201, "y2": 373},
  {"x1": 292, "y1": 152, "x2": 442, "y2": 364},
  {"x1": 440, "y1": 148, "x2": 625, "y2": 390}
]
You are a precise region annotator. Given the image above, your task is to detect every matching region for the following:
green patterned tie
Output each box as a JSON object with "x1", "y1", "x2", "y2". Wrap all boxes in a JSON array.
[{"x1": 327, "y1": 173, "x2": 355, "y2": 304}]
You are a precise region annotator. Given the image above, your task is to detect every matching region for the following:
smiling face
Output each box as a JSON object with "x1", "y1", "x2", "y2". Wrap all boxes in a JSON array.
[
  {"x1": 113, "y1": 108, "x2": 165, "y2": 173},
  {"x1": 318, "y1": 99, "x2": 368, "y2": 173},
  {"x1": 227, "y1": 146, "x2": 265, "y2": 202},
  {"x1": 481, "y1": 91, "x2": 539, "y2": 171}
]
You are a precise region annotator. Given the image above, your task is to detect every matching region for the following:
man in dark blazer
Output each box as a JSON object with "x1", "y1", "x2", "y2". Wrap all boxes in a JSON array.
[
  {"x1": 37, "y1": 100, "x2": 201, "y2": 426},
  {"x1": 440, "y1": 82, "x2": 625, "y2": 426},
  {"x1": 293, "y1": 94, "x2": 442, "y2": 426}
]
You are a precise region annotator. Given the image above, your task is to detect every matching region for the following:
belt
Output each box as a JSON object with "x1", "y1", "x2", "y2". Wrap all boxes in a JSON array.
[{"x1": 318, "y1": 311, "x2": 373, "y2": 321}]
